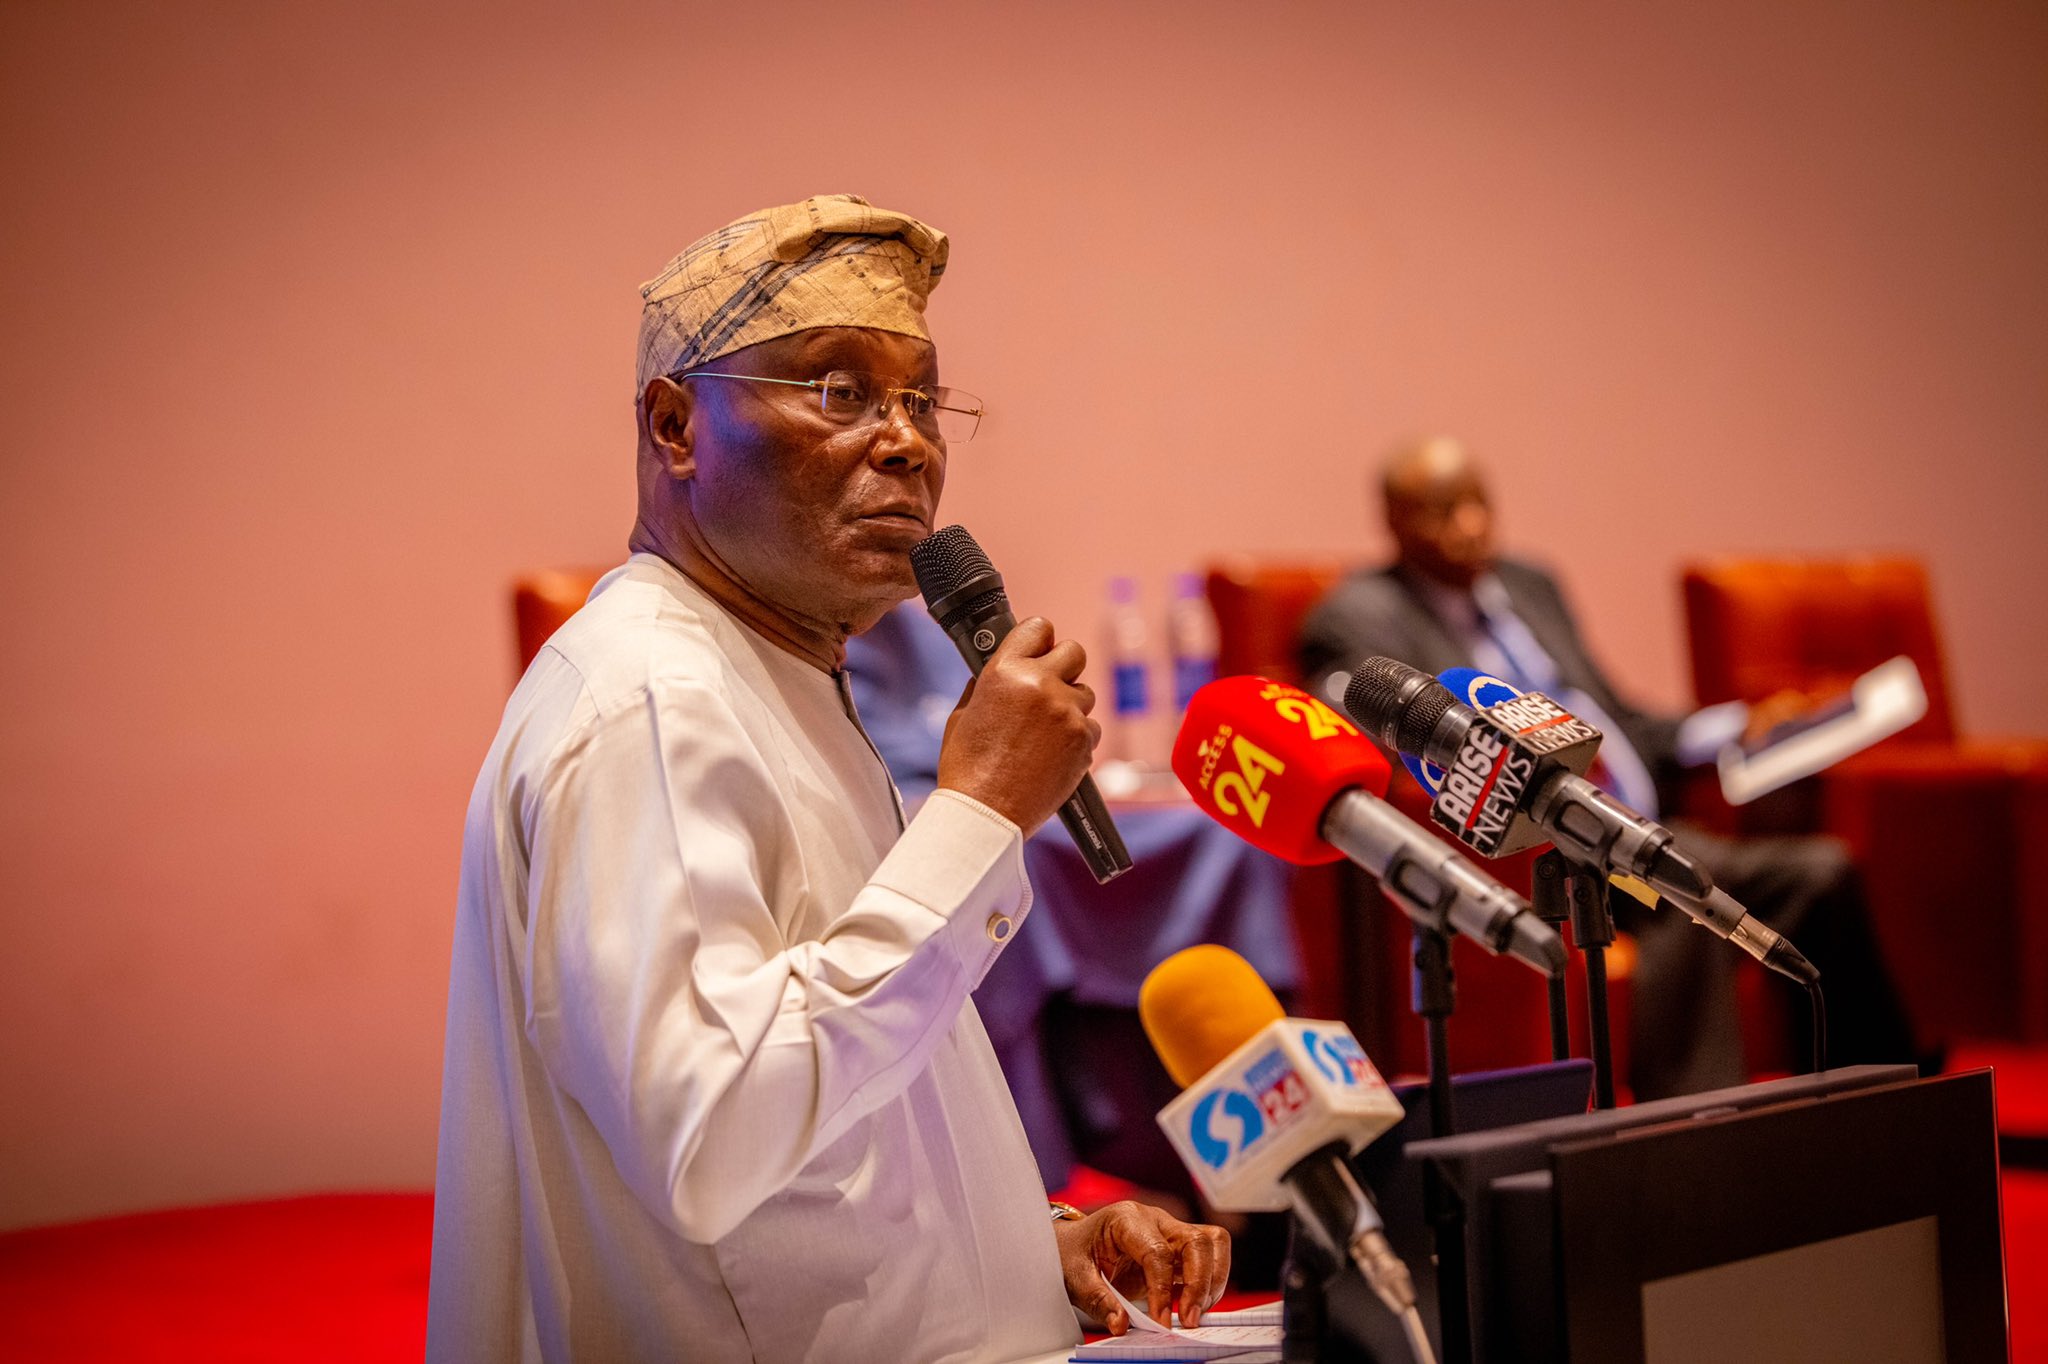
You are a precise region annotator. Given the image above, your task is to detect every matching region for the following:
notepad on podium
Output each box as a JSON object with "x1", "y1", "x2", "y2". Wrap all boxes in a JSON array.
[{"x1": 1070, "y1": 1286, "x2": 1281, "y2": 1361}]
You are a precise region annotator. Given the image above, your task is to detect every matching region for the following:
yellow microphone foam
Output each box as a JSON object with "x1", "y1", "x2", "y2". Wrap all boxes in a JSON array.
[{"x1": 1139, "y1": 944, "x2": 1286, "y2": 1090}]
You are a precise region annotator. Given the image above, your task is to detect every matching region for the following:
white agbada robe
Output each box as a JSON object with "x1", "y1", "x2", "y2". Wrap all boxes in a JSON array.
[{"x1": 428, "y1": 554, "x2": 1080, "y2": 1363}]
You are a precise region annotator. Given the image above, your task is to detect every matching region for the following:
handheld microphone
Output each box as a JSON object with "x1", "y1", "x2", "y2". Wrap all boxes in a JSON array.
[
  {"x1": 1139, "y1": 946, "x2": 1417, "y2": 1321},
  {"x1": 908, "y1": 526, "x2": 1132, "y2": 883},
  {"x1": 1345, "y1": 659, "x2": 1817, "y2": 986},
  {"x1": 1169, "y1": 675, "x2": 1564, "y2": 976}
]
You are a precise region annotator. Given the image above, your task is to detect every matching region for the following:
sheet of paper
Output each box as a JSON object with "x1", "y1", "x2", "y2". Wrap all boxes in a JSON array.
[
  {"x1": 1716, "y1": 655, "x2": 1928, "y2": 804},
  {"x1": 1183, "y1": 1301, "x2": 1282, "y2": 1327},
  {"x1": 1068, "y1": 1282, "x2": 1283, "y2": 1359}
]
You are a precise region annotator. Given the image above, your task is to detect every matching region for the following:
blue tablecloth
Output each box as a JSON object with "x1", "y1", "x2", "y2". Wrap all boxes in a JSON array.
[{"x1": 847, "y1": 605, "x2": 1298, "y2": 1185}]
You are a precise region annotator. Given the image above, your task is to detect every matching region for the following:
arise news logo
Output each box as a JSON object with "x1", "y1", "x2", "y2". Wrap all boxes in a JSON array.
[
  {"x1": 1432, "y1": 722, "x2": 1534, "y2": 854},
  {"x1": 1485, "y1": 692, "x2": 1601, "y2": 756},
  {"x1": 1428, "y1": 691, "x2": 1597, "y2": 855}
]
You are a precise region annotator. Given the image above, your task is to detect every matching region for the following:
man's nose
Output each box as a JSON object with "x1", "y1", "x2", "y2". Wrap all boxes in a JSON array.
[{"x1": 867, "y1": 400, "x2": 939, "y2": 469}]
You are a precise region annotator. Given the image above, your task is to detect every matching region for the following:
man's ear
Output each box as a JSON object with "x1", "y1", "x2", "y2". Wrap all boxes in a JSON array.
[{"x1": 642, "y1": 377, "x2": 695, "y2": 479}]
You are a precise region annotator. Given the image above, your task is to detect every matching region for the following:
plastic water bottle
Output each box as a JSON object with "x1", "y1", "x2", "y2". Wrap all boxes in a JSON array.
[
  {"x1": 1103, "y1": 575, "x2": 1156, "y2": 772},
  {"x1": 1166, "y1": 571, "x2": 1220, "y2": 717}
]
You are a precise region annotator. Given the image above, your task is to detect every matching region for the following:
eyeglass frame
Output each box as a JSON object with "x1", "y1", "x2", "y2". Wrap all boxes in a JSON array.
[{"x1": 665, "y1": 368, "x2": 985, "y2": 443}]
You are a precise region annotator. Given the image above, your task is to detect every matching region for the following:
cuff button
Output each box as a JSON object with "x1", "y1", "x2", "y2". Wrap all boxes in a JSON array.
[{"x1": 985, "y1": 914, "x2": 1014, "y2": 943}]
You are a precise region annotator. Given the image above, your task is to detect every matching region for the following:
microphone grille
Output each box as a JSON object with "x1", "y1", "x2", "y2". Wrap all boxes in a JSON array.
[
  {"x1": 1344, "y1": 656, "x2": 1452, "y2": 756},
  {"x1": 909, "y1": 525, "x2": 995, "y2": 607}
]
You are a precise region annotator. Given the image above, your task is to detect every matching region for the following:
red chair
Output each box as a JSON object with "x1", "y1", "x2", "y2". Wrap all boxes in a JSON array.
[
  {"x1": 1205, "y1": 555, "x2": 1351, "y2": 684},
  {"x1": 1683, "y1": 556, "x2": 2048, "y2": 1042},
  {"x1": 512, "y1": 568, "x2": 606, "y2": 674}
]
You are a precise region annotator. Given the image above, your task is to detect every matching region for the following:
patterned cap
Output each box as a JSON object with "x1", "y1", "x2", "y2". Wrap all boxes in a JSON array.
[{"x1": 635, "y1": 194, "x2": 949, "y2": 391}]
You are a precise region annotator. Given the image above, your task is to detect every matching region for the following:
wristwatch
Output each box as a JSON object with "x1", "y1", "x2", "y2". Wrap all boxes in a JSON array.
[{"x1": 1048, "y1": 1200, "x2": 1086, "y2": 1223}]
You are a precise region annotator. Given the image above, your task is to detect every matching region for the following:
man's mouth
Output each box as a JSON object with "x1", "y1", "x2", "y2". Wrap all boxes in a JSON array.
[{"x1": 860, "y1": 508, "x2": 930, "y2": 530}]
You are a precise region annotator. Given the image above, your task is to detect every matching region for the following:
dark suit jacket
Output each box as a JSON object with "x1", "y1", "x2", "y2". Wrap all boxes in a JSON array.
[{"x1": 1298, "y1": 558, "x2": 1688, "y2": 810}]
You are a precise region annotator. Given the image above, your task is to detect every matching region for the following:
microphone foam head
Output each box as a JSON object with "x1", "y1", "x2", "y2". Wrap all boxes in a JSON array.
[
  {"x1": 1436, "y1": 667, "x2": 1524, "y2": 709},
  {"x1": 909, "y1": 525, "x2": 1005, "y2": 624},
  {"x1": 1139, "y1": 945, "x2": 1285, "y2": 1089},
  {"x1": 1344, "y1": 657, "x2": 1455, "y2": 757},
  {"x1": 1171, "y1": 674, "x2": 1392, "y2": 865}
]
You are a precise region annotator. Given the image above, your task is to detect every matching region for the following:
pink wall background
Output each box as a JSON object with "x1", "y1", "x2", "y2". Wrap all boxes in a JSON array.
[{"x1": 2, "y1": 0, "x2": 2043, "y2": 1229}]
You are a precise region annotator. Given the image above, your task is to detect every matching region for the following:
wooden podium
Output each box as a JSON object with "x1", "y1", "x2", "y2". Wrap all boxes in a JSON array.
[{"x1": 1406, "y1": 1066, "x2": 2005, "y2": 1364}]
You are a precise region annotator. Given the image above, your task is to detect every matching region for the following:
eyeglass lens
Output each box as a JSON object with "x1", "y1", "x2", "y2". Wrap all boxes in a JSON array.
[{"x1": 818, "y1": 371, "x2": 982, "y2": 444}]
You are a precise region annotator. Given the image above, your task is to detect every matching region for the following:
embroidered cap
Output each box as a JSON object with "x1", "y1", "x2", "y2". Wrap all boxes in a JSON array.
[{"x1": 635, "y1": 194, "x2": 949, "y2": 391}]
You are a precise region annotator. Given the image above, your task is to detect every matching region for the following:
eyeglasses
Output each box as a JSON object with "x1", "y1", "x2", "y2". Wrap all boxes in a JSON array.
[{"x1": 673, "y1": 369, "x2": 984, "y2": 444}]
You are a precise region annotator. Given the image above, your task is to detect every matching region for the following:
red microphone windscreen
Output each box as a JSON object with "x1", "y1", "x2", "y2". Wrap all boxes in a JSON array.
[{"x1": 1171, "y1": 675, "x2": 1393, "y2": 865}]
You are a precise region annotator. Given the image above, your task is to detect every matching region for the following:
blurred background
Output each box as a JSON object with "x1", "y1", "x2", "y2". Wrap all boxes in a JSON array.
[{"x1": 2, "y1": 0, "x2": 2044, "y2": 1252}]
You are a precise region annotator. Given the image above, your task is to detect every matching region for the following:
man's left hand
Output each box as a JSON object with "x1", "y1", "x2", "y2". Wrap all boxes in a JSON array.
[{"x1": 1054, "y1": 1200, "x2": 1231, "y2": 1334}]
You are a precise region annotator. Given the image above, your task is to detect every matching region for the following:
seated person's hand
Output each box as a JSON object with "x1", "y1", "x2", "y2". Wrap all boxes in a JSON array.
[
  {"x1": 1053, "y1": 1200, "x2": 1231, "y2": 1334},
  {"x1": 1741, "y1": 686, "x2": 1843, "y2": 744}
]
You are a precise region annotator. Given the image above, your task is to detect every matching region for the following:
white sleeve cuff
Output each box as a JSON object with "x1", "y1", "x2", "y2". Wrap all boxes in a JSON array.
[{"x1": 868, "y1": 788, "x2": 1034, "y2": 988}]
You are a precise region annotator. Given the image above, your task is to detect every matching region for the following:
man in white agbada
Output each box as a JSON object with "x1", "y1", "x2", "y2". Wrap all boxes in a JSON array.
[{"x1": 427, "y1": 195, "x2": 1230, "y2": 1362}]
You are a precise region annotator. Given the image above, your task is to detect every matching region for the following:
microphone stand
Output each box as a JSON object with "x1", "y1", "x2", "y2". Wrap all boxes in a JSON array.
[
  {"x1": 1552, "y1": 850, "x2": 1620, "y2": 1110},
  {"x1": 1576, "y1": 872, "x2": 1621, "y2": 1111},
  {"x1": 1412, "y1": 926, "x2": 1471, "y2": 1364},
  {"x1": 1411, "y1": 927, "x2": 1459, "y2": 1141},
  {"x1": 1279, "y1": 1220, "x2": 1330, "y2": 1364},
  {"x1": 1529, "y1": 851, "x2": 1574, "y2": 1062}
]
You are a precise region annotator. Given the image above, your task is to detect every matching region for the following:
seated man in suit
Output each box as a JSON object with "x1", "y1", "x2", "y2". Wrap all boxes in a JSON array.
[{"x1": 1298, "y1": 435, "x2": 1920, "y2": 1099}]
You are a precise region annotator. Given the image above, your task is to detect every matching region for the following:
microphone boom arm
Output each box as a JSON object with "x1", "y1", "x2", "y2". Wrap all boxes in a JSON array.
[{"x1": 1320, "y1": 791, "x2": 1566, "y2": 977}]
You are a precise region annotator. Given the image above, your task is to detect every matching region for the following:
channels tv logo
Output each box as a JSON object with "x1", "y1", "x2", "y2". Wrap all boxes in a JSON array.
[
  {"x1": 1302, "y1": 1027, "x2": 1373, "y2": 1087},
  {"x1": 1188, "y1": 1087, "x2": 1265, "y2": 1170},
  {"x1": 1188, "y1": 1044, "x2": 1312, "y2": 1169}
]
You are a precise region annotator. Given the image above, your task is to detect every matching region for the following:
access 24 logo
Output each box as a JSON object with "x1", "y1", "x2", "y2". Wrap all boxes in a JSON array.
[{"x1": 1199, "y1": 687, "x2": 1355, "y2": 830}]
